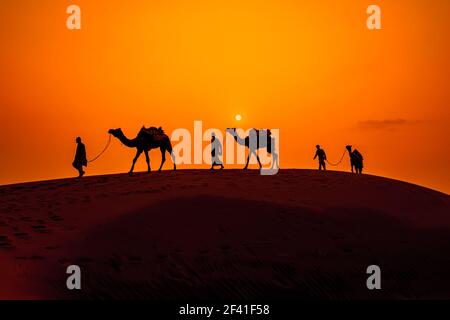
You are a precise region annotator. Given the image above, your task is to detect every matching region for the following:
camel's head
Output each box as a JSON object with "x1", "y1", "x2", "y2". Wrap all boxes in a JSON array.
[
  {"x1": 108, "y1": 128, "x2": 123, "y2": 137},
  {"x1": 346, "y1": 145, "x2": 352, "y2": 151}
]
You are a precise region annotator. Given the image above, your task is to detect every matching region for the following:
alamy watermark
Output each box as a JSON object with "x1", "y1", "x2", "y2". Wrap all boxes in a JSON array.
[
  {"x1": 66, "y1": 4, "x2": 382, "y2": 31},
  {"x1": 150, "y1": 121, "x2": 279, "y2": 175},
  {"x1": 366, "y1": 265, "x2": 381, "y2": 290},
  {"x1": 66, "y1": 265, "x2": 81, "y2": 290}
]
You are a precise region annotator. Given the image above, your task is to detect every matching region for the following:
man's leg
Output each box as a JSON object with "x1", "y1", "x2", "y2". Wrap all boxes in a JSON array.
[
  {"x1": 77, "y1": 165, "x2": 84, "y2": 178},
  {"x1": 319, "y1": 161, "x2": 325, "y2": 170}
]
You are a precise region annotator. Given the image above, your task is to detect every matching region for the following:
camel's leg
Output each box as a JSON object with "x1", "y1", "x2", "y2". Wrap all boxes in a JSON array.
[
  {"x1": 130, "y1": 149, "x2": 143, "y2": 175},
  {"x1": 269, "y1": 151, "x2": 275, "y2": 170},
  {"x1": 167, "y1": 145, "x2": 176, "y2": 171},
  {"x1": 270, "y1": 151, "x2": 279, "y2": 170},
  {"x1": 256, "y1": 154, "x2": 262, "y2": 169},
  {"x1": 171, "y1": 151, "x2": 177, "y2": 171},
  {"x1": 244, "y1": 149, "x2": 257, "y2": 170},
  {"x1": 144, "y1": 150, "x2": 151, "y2": 173},
  {"x1": 158, "y1": 148, "x2": 166, "y2": 172},
  {"x1": 243, "y1": 153, "x2": 251, "y2": 170}
]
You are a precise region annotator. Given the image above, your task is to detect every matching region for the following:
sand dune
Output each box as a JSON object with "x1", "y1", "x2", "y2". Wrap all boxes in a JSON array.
[{"x1": 0, "y1": 169, "x2": 449, "y2": 299}]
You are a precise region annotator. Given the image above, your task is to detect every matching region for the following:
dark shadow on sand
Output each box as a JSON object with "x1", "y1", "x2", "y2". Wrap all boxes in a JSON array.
[{"x1": 51, "y1": 195, "x2": 450, "y2": 300}]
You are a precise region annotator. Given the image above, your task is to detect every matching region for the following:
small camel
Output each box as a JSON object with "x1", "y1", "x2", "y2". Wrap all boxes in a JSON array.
[
  {"x1": 226, "y1": 128, "x2": 279, "y2": 170},
  {"x1": 108, "y1": 127, "x2": 176, "y2": 175},
  {"x1": 346, "y1": 145, "x2": 363, "y2": 174}
]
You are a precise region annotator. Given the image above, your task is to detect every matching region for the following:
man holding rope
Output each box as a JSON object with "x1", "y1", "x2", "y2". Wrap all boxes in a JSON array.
[
  {"x1": 72, "y1": 137, "x2": 87, "y2": 178},
  {"x1": 313, "y1": 145, "x2": 327, "y2": 171}
]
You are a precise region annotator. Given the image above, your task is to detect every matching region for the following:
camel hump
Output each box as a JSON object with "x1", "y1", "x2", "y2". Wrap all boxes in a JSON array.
[
  {"x1": 140, "y1": 126, "x2": 166, "y2": 140},
  {"x1": 251, "y1": 129, "x2": 271, "y2": 137},
  {"x1": 249, "y1": 128, "x2": 259, "y2": 136},
  {"x1": 353, "y1": 149, "x2": 363, "y2": 161}
]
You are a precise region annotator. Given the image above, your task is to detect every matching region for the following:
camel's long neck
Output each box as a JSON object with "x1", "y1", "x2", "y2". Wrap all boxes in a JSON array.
[
  {"x1": 232, "y1": 132, "x2": 246, "y2": 146},
  {"x1": 115, "y1": 132, "x2": 137, "y2": 148}
]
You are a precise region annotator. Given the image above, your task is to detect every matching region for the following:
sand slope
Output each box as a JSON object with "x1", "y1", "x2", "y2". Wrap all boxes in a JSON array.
[{"x1": 0, "y1": 169, "x2": 449, "y2": 299}]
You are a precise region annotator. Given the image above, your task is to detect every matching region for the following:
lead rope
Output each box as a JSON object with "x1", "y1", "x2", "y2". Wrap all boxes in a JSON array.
[
  {"x1": 88, "y1": 134, "x2": 112, "y2": 163},
  {"x1": 325, "y1": 149, "x2": 347, "y2": 167}
]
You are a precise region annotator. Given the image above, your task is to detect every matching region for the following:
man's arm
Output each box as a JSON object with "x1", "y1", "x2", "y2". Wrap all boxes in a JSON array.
[{"x1": 80, "y1": 145, "x2": 87, "y2": 160}]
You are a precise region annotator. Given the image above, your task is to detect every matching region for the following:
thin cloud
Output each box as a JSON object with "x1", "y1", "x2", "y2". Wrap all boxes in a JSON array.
[{"x1": 356, "y1": 119, "x2": 411, "y2": 131}]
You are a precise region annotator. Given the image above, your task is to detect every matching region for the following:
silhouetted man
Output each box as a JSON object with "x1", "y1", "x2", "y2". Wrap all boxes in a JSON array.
[
  {"x1": 72, "y1": 137, "x2": 87, "y2": 177},
  {"x1": 210, "y1": 133, "x2": 224, "y2": 170},
  {"x1": 314, "y1": 145, "x2": 327, "y2": 171}
]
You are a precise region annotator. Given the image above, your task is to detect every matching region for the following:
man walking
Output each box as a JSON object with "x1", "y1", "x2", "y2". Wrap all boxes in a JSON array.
[
  {"x1": 314, "y1": 145, "x2": 327, "y2": 171},
  {"x1": 72, "y1": 137, "x2": 87, "y2": 177},
  {"x1": 210, "y1": 133, "x2": 224, "y2": 170}
]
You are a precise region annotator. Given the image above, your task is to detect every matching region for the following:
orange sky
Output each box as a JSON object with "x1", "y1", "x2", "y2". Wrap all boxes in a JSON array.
[{"x1": 0, "y1": 0, "x2": 449, "y2": 193}]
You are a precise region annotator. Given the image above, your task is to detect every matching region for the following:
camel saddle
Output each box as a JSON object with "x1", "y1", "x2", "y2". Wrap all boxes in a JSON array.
[
  {"x1": 139, "y1": 126, "x2": 166, "y2": 141},
  {"x1": 250, "y1": 128, "x2": 273, "y2": 153}
]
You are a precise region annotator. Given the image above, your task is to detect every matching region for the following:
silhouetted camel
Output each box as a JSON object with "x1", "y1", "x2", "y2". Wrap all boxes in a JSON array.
[
  {"x1": 346, "y1": 145, "x2": 363, "y2": 174},
  {"x1": 226, "y1": 128, "x2": 279, "y2": 170},
  {"x1": 108, "y1": 127, "x2": 176, "y2": 175}
]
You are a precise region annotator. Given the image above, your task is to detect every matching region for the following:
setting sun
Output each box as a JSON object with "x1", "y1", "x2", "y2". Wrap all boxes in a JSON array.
[{"x1": 235, "y1": 114, "x2": 242, "y2": 121}]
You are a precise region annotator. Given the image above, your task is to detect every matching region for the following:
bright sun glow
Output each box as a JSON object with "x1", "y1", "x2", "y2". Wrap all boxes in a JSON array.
[{"x1": 235, "y1": 114, "x2": 242, "y2": 121}]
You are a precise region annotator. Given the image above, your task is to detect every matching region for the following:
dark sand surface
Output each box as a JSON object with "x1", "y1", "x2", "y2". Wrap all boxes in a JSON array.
[{"x1": 0, "y1": 169, "x2": 449, "y2": 299}]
